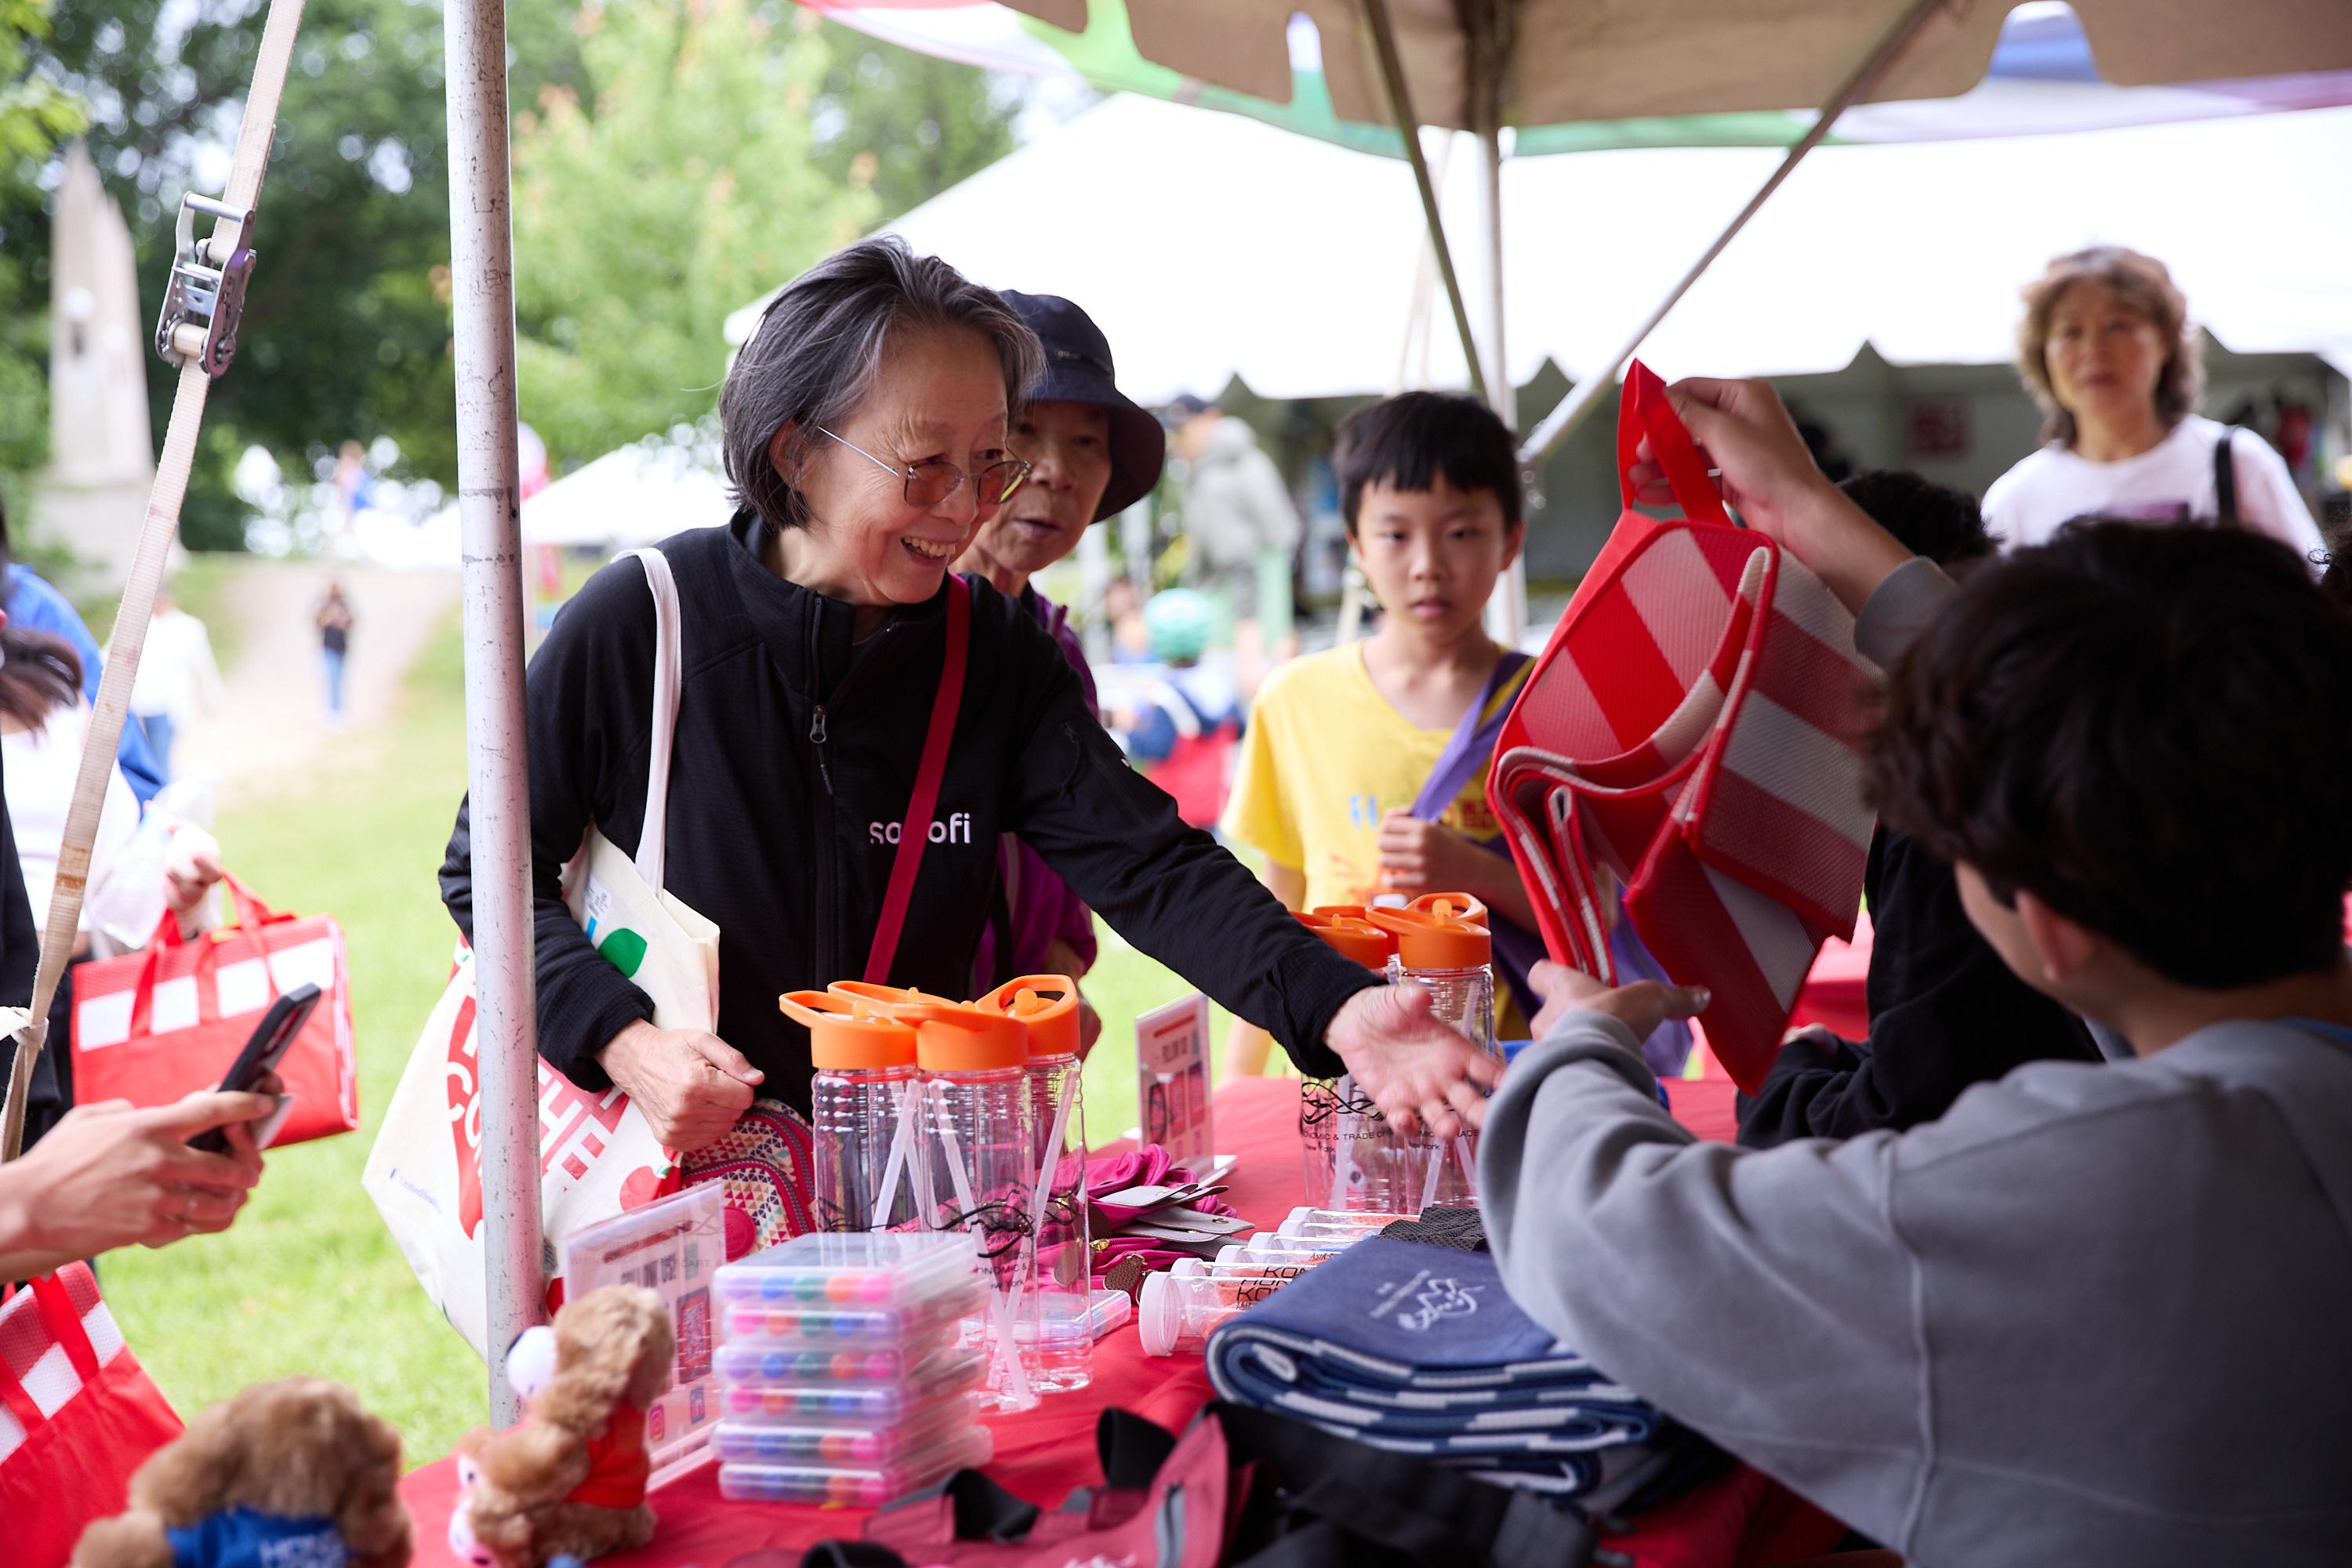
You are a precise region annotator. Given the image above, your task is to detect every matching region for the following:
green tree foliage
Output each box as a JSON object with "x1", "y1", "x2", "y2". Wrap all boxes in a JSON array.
[
  {"x1": 0, "y1": 0, "x2": 82, "y2": 158},
  {"x1": 0, "y1": 0, "x2": 84, "y2": 528},
  {"x1": 1, "y1": 1, "x2": 1017, "y2": 548},
  {"x1": 510, "y1": 1, "x2": 875, "y2": 467}
]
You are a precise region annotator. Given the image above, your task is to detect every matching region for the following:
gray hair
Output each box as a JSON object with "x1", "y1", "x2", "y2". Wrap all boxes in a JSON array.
[{"x1": 721, "y1": 237, "x2": 1044, "y2": 533}]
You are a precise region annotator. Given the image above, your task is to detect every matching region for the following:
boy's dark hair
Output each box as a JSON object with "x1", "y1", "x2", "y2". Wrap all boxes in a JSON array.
[
  {"x1": 1334, "y1": 391, "x2": 1523, "y2": 533},
  {"x1": 1869, "y1": 520, "x2": 2352, "y2": 989},
  {"x1": 1838, "y1": 470, "x2": 1994, "y2": 570}
]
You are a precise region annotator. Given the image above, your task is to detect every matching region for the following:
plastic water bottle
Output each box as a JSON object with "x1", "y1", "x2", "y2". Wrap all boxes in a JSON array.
[
  {"x1": 1370, "y1": 895, "x2": 1497, "y2": 1210},
  {"x1": 783, "y1": 992, "x2": 923, "y2": 1233},
  {"x1": 905, "y1": 1002, "x2": 1040, "y2": 1413},
  {"x1": 981, "y1": 975, "x2": 1093, "y2": 1394},
  {"x1": 1137, "y1": 1268, "x2": 1299, "y2": 1357},
  {"x1": 1292, "y1": 907, "x2": 1403, "y2": 1210}
]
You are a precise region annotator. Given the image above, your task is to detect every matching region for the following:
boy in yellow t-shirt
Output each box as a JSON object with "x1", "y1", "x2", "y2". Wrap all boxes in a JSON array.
[{"x1": 1221, "y1": 392, "x2": 1536, "y2": 1075}]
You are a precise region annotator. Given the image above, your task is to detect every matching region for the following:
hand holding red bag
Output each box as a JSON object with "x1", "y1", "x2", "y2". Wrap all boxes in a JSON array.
[{"x1": 1489, "y1": 362, "x2": 1878, "y2": 1091}]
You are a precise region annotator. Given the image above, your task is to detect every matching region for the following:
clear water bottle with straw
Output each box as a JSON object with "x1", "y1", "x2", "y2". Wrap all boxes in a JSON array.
[
  {"x1": 1370, "y1": 895, "x2": 1497, "y2": 1210},
  {"x1": 980, "y1": 975, "x2": 1093, "y2": 1393},
  {"x1": 781, "y1": 992, "x2": 921, "y2": 1233},
  {"x1": 902, "y1": 1002, "x2": 1040, "y2": 1414},
  {"x1": 1294, "y1": 906, "x2": 1428, "y2": 1214}
]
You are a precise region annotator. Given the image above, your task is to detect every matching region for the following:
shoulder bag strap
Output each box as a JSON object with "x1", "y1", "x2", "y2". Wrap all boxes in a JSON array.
[
  {"x1": 2213, "y1": 426, "x2": 2241, "y2": 530},
  {"x1": 1409, "y1": 652, "x2": 1534, "y2": 822},
  {"x1": 864, "y1": 577, "x2": 972, "y2": 985},
  {"x1": 613, "y1": 547, "x2": 685, "y2": 890}
]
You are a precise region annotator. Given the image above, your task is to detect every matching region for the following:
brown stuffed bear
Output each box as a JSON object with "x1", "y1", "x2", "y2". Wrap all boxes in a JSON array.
[
  {"x1": 71, "y1": 1376, "x2": 411, "y2": 1568},
  {"x1": 452, "y1": 1285, "x2": 675, "y2": 1568}
]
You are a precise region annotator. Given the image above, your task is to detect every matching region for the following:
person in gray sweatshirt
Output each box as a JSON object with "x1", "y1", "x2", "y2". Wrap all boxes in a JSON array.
[{"x1": 1478, "y1": 376, "x2": 2352, "y2": 1566}]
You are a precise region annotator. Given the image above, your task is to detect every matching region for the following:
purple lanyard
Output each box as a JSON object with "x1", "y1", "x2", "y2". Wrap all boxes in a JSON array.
[{"x1": 1407, "y1": 651, "x2": 1532, "y2": 822}]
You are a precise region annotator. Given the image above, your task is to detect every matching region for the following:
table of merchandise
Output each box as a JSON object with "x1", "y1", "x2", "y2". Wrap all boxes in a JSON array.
[{"x1": 399, "y1": 1074, "x2": 1842, "y2": 1567}]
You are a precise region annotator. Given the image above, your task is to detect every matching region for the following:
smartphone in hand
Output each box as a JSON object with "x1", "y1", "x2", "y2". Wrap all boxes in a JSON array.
[{"x1": 189, "y1": 982, "x2": 323, "y2": 1154}]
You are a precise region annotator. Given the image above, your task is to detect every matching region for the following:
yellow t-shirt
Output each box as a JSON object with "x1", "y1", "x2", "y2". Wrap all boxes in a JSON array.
[{"x1": 1222, "y1": 643, "x2": 1530, "y2": 1036}]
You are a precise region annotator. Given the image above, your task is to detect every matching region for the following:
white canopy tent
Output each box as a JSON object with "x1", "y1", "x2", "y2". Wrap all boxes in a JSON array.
[
  {"x1": 725, "y1": 92, "x2": 2352, "y2": 403},
  {"x1": 517, "y1": 442, "x2": 731, "y2": 549}
]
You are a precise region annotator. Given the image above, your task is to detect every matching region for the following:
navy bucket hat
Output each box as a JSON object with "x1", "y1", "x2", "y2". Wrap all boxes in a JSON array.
[{"x1": 1000, "y1": 290, "x2": 1167, "y2": 522}]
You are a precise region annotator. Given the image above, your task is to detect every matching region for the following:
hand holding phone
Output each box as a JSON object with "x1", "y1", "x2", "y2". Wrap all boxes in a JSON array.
[{"x1": 189, "y1": 982, "x2": 322, "y2": 1153}]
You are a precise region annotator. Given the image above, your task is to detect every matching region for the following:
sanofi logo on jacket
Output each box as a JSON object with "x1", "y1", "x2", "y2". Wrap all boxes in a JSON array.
[{"x1": 868, "y1": 812, "x2": 975, "y2": 846}]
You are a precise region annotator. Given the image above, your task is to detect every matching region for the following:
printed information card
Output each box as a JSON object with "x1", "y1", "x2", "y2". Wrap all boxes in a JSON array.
[
  {"x1": 1136, "y1": 992, "x2": 1214, "y2": 1170},
  {"x1": 559, "y1": 1181, "x2": 724, "y2": 1485}
]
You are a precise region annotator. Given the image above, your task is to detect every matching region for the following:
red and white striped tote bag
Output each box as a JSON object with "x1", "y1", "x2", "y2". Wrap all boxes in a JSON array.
[{"x1": 1490, "y1": 363, "x2": 1876, "y2": 1091}]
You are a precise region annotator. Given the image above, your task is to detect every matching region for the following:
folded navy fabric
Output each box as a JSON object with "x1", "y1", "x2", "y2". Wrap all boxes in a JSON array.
[{"x1": 1206, "y1": 1238, "x2": 1661, "y2": 1494}]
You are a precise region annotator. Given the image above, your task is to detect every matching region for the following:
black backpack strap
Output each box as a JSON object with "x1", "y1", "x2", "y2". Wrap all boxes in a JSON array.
[
  {"x1": 799, "y1": 1544, "x2": 907, "y2": 1568},
  {"x1": 2214, "y1": 425, "x2": 2241, "y2": 529},
  {"x1": 943, "y1": 1466, "x2": 1043, "y2": 1541},
  {"x1": 1098, "y1": 1406, "x2": 1182, "y2": 1490}
]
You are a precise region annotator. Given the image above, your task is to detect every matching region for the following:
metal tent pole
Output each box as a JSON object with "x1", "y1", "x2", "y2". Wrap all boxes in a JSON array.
[
  {"x1": 445, "y1": 0, "x2": 543, "y2": 1428},
  {"x1": 1466, "y1": 0, "x2": 1527, "y2": 644},
  {"x1": 1515, "y1": 0, "x2": 1953, "y2": 467},
  {"x1": 1359, "y1": 0, "x2": 1487, "y2": 407}
]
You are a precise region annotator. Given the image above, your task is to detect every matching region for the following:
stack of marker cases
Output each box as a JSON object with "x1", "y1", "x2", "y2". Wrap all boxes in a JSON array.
[{"x1": 711, "y1": 1231, "x2": 994, "y2": 1507}]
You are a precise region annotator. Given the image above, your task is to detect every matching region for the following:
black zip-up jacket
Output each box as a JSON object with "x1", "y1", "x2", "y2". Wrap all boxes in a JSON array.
[
  {"x1": 1736, "y1": 826, "x2": 2100, "y2": 1147},
  {"x1": 441, "y1": 515, "x2": 1366, "y2": 1112}
]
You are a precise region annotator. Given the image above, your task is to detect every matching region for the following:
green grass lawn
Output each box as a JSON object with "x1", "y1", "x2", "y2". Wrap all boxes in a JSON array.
[
  {"x1": 100, "y1": 608, "x2": 485, "y2": 1463},
  {"x1": 101, "y1": 594, "x2": 1265, "y2": 1465}
]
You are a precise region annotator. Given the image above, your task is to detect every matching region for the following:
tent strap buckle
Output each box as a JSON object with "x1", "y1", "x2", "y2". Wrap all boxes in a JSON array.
[{"x1": 154, "y1": 192, "x2": 258, "y2": 377}]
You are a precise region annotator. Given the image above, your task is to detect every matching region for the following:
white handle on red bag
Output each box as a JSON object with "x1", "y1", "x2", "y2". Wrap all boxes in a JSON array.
[{"x1": 613, "y1": 548, "x2": 684, "y2": 893}]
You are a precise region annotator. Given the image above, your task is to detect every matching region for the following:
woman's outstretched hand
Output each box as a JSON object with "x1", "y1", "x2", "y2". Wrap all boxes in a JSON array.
[{"x1": 1323, "y1": 982, "x2": 1503, "y2": 1141}]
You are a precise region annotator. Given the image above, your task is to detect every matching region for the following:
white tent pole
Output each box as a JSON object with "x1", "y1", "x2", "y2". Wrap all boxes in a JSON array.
[
  {"x1": 445, "y1": 0, "x2": 543, "y2": 1428},
  {"x1": 1477, "y1": 123, "x2": 1528, "y2": 644},
  {"x1": 1465, "y1": 1, "x2": 1528, "y2": 646},
  {"x1": 1358, "y1": 0, "x2": 1487, "y2": 408},
  {"x1": 1515, "y1": 0, "x2": 1953, "y2": 467}
]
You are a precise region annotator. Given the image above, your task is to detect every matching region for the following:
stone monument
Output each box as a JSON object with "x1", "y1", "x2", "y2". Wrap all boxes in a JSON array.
[{"x1": 34, "y1": 141, "x2": 155, "y2": 586}]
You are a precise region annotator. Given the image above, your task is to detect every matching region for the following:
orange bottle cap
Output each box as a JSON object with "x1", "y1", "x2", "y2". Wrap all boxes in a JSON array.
[
  {"x1": 1407, "y1": 891, "x2": 1489, "y2": 928},
  {"x1": 901, "y1": 1001, "x2": 1031, "y2": 1072},
  {"x1": 1297, "y1": 906, "x2": 1396, "y2": 970},
  {"x1": 1367, "y1": 902, "x2": 1492, "y2": 968},
  {"x1": 779, "y1": 990, "x2": 916, "y2": 1069},
  {"x1": 979, "y1": 974, "x2": 1081, "y2": 1058},
  {"x1": 826, "y1": 981, "x2": 959, "y2": 1018}
]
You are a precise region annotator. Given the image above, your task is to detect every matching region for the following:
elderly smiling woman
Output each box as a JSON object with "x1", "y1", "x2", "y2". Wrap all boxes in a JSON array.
[{"x1": 441, "y1": 238, "x2": 1495, "y2": 1152}]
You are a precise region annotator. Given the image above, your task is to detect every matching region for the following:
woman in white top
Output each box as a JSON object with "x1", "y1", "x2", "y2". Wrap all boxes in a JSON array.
[
  {"x1": 1984, "y1": 246, "x2": 2325, "y2": 565},
  {"x1": 2, "y1": 623, "x2": 221, "y2": 1149}
]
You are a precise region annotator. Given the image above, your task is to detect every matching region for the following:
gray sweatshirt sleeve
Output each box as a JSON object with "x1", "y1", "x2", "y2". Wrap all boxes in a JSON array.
[
  {"x1": 1852, "y1": 556, "x2": 1957, "y2": 668},
  {"x1": 1479, "y1": 1014, "x2": 1931, "y2": 1545}
]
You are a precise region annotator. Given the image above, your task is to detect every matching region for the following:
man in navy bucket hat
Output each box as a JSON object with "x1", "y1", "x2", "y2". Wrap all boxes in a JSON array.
[{"x1": 957, "y1": 291, "x2": 1167, "y2": 1049}]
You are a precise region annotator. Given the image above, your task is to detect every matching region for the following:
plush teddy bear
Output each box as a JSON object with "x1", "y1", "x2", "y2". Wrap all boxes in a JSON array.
[
  {"x1": 448, "y1": 1285, "x2": 675, "y2": 1568},
  {"x1": 71, "y1": 1376, "x2": 412, "y2": 1568}
]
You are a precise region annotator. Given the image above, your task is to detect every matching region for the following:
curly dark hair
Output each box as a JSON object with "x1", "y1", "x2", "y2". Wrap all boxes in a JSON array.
[
  {"x1": 1838, "y1": 470, "x2": 1993, "y2": 572},
  {"x1": 2015, "y1": 246, "x2": 2204, "y2": 449},
  {"x1": 1867, "y1": 519, "x2": 2352, "y2": 989}
]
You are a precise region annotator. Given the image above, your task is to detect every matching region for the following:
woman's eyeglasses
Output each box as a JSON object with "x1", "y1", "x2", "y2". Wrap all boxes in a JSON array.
[{"x1": 817, "y1": 427, "x2": 1030, "y2": 510}]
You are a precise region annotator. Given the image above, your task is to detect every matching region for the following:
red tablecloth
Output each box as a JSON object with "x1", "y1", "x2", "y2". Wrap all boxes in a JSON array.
[{"x1": 401, "y1": 1075, "x2": 1836, "y2": 1567}]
